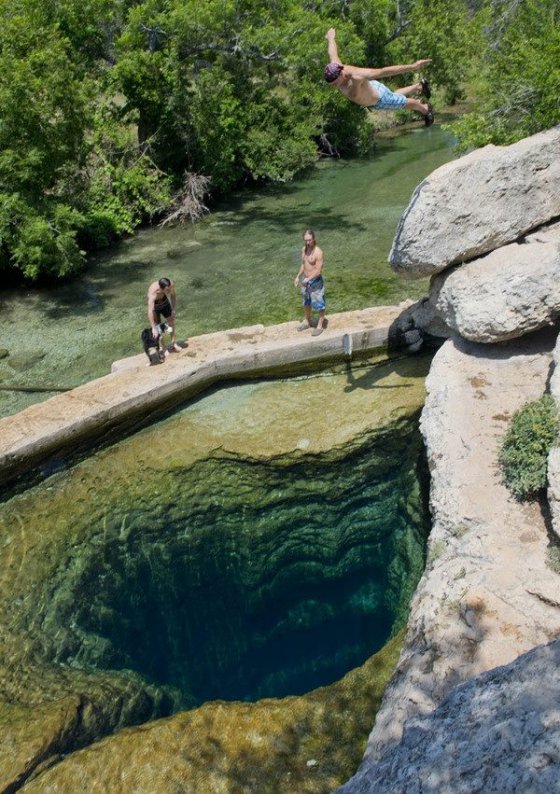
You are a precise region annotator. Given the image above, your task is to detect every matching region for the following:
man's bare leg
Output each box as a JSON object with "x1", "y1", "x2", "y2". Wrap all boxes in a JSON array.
[
  {"x1": 312, "y1": 310, "x2": 327, "y2": 336},
  {"x1": 168, "y1": 315, "x2": 183, "y2": 351},
  {"x1": 395, "y1": 82, "x2": 422, "y2": 97},
  {"x1": 298, "y1": 305, "x2": 312, "y2": 331},
  {"x1": 394, "y1": 83, "x2": 432, "y2": 118}
]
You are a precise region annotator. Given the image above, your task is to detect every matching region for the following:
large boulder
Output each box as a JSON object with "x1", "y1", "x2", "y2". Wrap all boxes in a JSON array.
[
  {"x1": 389, "y1": 126, "x2": 560, "y2": 278},
  {"x1": 430, "y1": 240, "x2": 560, "y2": 342},
  {"x1": 337, "y1": 639, "x2": 560, "y2": 794}
]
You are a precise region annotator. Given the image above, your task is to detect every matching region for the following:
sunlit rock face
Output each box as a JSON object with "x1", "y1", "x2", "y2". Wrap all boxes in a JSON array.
[
  {"x1": 0, "y1": 354, "x2": 430, "y2": 790},
  {"x1": 389, "y1": 127, "x2": 560, "y2": 278},
  {"x1": 338, "y1": 639, "x2": 560, "y2": 794}
]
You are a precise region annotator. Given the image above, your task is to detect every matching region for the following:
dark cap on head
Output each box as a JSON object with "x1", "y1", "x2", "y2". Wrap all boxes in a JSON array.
[
  {"x1": 159, "y1": 277, "x2": 171, "y2": 289},
  {"x1": 324, "y1": 62, "x2": 343, "y2": 83}
]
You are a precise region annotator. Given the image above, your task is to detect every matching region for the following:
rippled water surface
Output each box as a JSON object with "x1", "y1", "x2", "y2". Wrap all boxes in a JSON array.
[{"x1": 0, "y1": 127, "x2": 455, "y2": 418}]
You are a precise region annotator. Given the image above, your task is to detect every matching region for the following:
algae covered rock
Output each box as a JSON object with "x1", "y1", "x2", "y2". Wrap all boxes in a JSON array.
[
  {"x1": 0, "y1": 356, "x2": 430, "y2": 789},
  {"x1": 20, "y1": 636, "x2": 405, "y2": 793}
]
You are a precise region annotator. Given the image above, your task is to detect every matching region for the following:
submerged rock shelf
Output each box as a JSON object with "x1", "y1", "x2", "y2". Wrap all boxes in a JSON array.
[
  {"x1": 0, "y1": 305, "x2": 411, "y2": 491},
  {"x1": 0, "y1": 352, "x2": 430, "y2": 792}
]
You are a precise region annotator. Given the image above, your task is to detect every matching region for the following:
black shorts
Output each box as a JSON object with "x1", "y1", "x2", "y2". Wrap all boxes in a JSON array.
[{"x1": 154, "y1": 297, "x2": 173, "y2": 320}]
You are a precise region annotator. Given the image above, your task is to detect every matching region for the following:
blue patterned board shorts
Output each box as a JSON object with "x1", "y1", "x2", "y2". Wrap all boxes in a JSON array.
[
  {"x1": 301, "y1": 276, "x2": 326, "y2": 311},
  {"x1": 368, "y1": 80, "x2": 407, "y2": 111}
]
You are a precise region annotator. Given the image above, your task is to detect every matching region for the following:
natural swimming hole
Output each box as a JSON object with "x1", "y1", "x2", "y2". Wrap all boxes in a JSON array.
[{"x1": 0, "y1": 355, "x2": 430, "y2": 714}]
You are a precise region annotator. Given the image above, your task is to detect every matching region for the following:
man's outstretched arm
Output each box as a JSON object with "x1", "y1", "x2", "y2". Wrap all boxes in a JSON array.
[
  {"x1": 342, "y1": 59, "x2": 432, "y2": 80},
  {"x1": 326, "y1": 27, "x2": 342, "y2": 64}
]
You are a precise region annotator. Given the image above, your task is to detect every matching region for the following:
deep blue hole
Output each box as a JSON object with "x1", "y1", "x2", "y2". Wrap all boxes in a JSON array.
[{"x1": 59, "y1": 419, "x2": 429, "y2": 707}]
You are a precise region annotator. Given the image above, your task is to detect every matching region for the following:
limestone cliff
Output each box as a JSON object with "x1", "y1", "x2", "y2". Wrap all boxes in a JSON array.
[
  {"x1": 339, "y1": 639, "x2": 560, "y2": 793},
  {"x1": 342, "y1": 128, "x2": 560, "y2": 792}
]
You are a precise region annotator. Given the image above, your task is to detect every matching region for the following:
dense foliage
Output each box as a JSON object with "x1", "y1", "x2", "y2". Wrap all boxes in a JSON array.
[
  {"x1": 452, "y1": 0, "x2": 560, "y2": 150},
  {"x1": 499, "y1": 395, "x2": 560, "y2": 500},
  {"x1": 1, "y1": 0, "x2": 559, "y2": 281}
]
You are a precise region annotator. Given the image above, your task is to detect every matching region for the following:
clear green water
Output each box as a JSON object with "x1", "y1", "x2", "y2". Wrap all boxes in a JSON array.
[
  {"x1": 0, "y1": 127, "x2": 455, "y2": 418},
  {"x1": 0, "y1": 362, "x2": 429, "y2": 707}
]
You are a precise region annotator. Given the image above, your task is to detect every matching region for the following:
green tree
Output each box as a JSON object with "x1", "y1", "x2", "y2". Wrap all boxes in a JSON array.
[
  {"x1": 452, "y1": 0, "x2": 560, "y2": 149},
  {"x1": 391, "y1": 0, "x2": 471, "y2": 103},
  {"x1": 0, "y1": 5, "x2": 91, "y2": 278},
  {"x1": 3, "y1": 0, "x2": 473, "y2": 282}
]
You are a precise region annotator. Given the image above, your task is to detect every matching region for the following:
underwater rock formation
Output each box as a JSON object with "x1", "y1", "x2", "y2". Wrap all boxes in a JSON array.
[{"x1": 0, "y1": 355, "x2": 430, "y2": 791}]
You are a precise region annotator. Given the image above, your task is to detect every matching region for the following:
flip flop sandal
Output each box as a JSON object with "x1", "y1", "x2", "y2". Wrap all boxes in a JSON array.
[{"x1": 420, "y1": 78, "x2": 431, "y2": 99}]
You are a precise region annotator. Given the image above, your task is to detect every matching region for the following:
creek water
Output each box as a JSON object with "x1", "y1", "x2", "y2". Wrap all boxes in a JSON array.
[
  {"x1": 0, "y1": 128, "x2": 451, "y2": 718},
  {"x1": 0, "y1": 354, "x2": 430, "y2": 706},
  {"x1": 0, "y1": 126, "x2": 455, "y2": 419}
]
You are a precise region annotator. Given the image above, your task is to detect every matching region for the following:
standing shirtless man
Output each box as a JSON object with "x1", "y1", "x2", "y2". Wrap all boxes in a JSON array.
[
  {"x1": 324, "y1": 27, "x2": 434, "y2": 126},
  {"x1": 147, "y1": 277, "x2": 183, "y2": 353},
  {"x1": 293, "y1": 229, "x2": 327, "y2": 337}
]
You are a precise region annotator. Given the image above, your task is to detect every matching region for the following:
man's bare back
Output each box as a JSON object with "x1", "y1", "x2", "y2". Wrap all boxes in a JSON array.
[{"x1": 334, "y1": 74, "x2": 381, "y2": 107}]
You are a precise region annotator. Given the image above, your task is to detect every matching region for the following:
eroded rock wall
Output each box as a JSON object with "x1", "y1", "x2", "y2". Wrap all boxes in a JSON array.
[
  {"x1": 340, "y1": 329, "x2": 560, "y2": 792},
  {"x1": 338, "y1": 638, "x2": 560, "y2": 793},
  {"x1": 390, "y1": 126, "x2": 560, "y2": 279}
]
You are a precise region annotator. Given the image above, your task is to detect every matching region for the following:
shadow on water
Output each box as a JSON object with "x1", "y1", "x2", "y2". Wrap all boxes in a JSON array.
[
  {"x1": 218, "y1": 201, "x2": 369, "y2": 238},
  {"x1": 343, "y1": 351, "x2": 432, "y2": 393}
]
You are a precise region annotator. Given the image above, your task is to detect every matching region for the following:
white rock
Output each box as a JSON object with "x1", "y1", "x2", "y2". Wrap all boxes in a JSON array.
[
  {"x1": 389, "y1": 126, "x2": 560, "y2": 278},
  {"x1": 431, "y1": 241, "x2": 560, "y2": 342},
  {"x1": 350, "y1": 331, "x2": 558, "y2": 770},
  {"x1": 337, "y1": 640, "x2": 560, "y2": 793},
  {"x1": 547, "y1": 331, "x2": 560, "y2": 542}
]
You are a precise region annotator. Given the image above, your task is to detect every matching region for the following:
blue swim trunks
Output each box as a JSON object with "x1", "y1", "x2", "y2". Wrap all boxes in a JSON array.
[
  {"x1": 301, "y1": 276, "x2": 326, "y2": 311},
  {"x1": 368, "y1": 80, "x2": 407, "y2": 111}
]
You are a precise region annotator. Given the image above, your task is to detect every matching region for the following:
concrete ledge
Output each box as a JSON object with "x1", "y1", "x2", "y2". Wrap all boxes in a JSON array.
[{"x1": 0, "y1": 304, "x2": 411, "y2": 487}]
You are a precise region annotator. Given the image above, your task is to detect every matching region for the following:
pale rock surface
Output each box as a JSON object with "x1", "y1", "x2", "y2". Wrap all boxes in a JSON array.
[
  {"x1": 343, "y1": 329, "x2": 560, "y2": 785},
  {"x1": 431, "y1": 240, "x2": 560, "y2": 342},
  {"x1": 547, "y1": 332, "x2": 560, "y2": 542},
  {"x1": 338, "y1": 639, "x2": 560, "y2": 794},
  {"x1": 389, "y1": 126, "x2": 560, "y2": 278},
  {"x1": 548, "y1": 446, "x2": 560, "y2": 543}
]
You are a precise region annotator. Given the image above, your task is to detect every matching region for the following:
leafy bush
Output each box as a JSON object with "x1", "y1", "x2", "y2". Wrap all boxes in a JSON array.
[
  {"x1": 451, "y1": 0, "x2": 560, "y2": 150},
  {"x1": 499, "y1": 395, "x2": 560, "y2": 500}
]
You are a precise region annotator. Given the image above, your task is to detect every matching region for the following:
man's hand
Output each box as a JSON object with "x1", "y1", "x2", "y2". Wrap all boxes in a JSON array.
[
  {"x1": 413, "y1": 58, "x2": 432, "y2": 69},
  {"x1": 326, "y1": 27, "x2": 336, "y2": 40}
]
